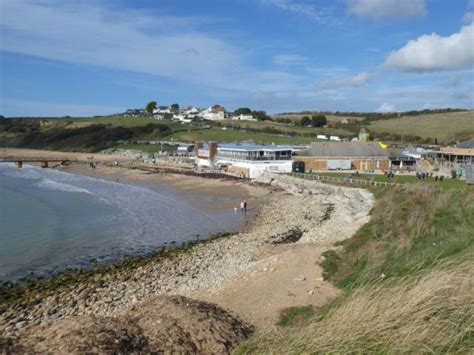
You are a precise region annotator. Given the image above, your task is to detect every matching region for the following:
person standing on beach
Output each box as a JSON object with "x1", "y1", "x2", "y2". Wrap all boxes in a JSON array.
[
  {"x1": 240, "y1": 201, "x2": 245, "y2": 211},
  {"x1": 243, "y1": 200, "x2": 247, "y2": 212}
]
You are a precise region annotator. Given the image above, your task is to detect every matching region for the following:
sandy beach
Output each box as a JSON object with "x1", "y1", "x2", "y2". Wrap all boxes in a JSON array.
[
  {"x1": 59, "y1": 163, "x2": 266, "y2": 212},
  {"x1": 0, "y1": 164, "x2": 374, "y2": 348}
]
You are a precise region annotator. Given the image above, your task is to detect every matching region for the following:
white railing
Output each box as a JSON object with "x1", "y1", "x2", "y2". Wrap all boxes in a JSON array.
[{"x1": 289, "y1": 172, "x2": 399, "y2": 188}]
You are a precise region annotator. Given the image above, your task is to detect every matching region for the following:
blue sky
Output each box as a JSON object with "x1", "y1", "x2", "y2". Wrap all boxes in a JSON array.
[{"x1": 0, "y1": 0, "x2": 473, "y2": 116}]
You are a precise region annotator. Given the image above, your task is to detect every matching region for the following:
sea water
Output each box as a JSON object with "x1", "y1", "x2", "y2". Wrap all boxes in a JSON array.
[{"x1": 0, "y1": 164, "x2": 245, "y2": 282}]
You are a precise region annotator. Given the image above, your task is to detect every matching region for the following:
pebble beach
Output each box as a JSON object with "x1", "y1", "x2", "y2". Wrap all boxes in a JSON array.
[{"x1": 1, "y1": 169, "x2": 374, "y2": 341}]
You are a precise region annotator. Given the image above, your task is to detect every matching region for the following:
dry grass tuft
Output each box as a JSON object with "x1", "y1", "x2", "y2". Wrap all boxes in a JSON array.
[
  {"x1": 238, "y1": 259, "x2": 474, "y2": 353},
  {"x1": 237, "y1": 185, "x2": 474, "y2": 354}
]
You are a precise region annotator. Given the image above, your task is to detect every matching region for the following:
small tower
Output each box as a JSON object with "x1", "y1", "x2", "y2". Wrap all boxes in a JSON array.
[{"x1": 359, "y1": 127, "x2": 369, "y2": 142}]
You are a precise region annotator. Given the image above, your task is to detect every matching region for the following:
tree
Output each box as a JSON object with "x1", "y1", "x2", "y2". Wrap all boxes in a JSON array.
[
  {"x1": 300, "y1": 116, "x2": 311, "y2": 126},
  {"x1": 170, "y1": 103, "x2": 180, "y2": 112},
  {"x1": 145, "y1": 101, "x2": 157, "y2": 115},
  {"x1": 311, "y1": 114, "x2": 327, "y2": 127},
  {"x1": 252, "y1": 110, "x2": 271, "y2": 121},
  {"x1": 234, "y1": 107, "x2": 252, "y2": 116}
]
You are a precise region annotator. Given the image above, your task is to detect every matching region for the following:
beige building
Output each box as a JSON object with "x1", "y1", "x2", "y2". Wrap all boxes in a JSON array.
[{"x1": 295, "y1": 141, "x2": 390, "y2": 172}]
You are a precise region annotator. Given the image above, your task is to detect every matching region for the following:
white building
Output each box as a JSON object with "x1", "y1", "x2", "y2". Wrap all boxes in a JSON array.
[
  {"x1": 317, "y1": 134, "x2": 328, "y2": 140},
  {"x1": 183, "y1": 106, "x2": 199, "y2": 115},
  {"x1": 233, "y1": 114, "x2": 257, "y2": 121},
  {"x1": 201, "y1": 105, "x2": 227, "y2": 120},
  {"x1": 154, "y1": 106, "x2": 172, "y2": 114},
  {"x1": 172, "y1": 114, "x2": 192, "y2": 123},
  {"x1": 329, "y1": 136, "x2": 341, "y2": 141},
  {"x1": 215, "y1": 143, "x2": 293, "y2": 178}
]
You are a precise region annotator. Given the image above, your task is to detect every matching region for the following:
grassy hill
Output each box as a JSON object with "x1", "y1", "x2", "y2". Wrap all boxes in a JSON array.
[
  {"x1": 367, "y1": 111, "x2": 474, "y2": 144},
  {"x1": 238, "y1": 184, "x2": 474, "y2": 353},
  {"x1": 168, "y1": 127, "x2": 313, "y2": 145},
  {"x1": 0, "y1": 116, "x2": 344, "y2": 151},
  {"x1": 273, "y1": 113, "x2": 365, "y2": 124},
  {"x1": 2, "y1": 110, "x2": 472, "y2": 151}
]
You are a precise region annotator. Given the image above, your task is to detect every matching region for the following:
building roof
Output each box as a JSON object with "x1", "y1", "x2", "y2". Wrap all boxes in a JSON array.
[
  {"x1": 296, "y1": 142, "x2": 389, "y2": 157},
  {"x1": 211, "y1": 104, "x2": 225, "y2": 113},
  {"x1": 457, "y1": 138, "x2": 474, "y2": 149},
  {"x1": 218, "y1": 142, "x2": 292, "y2": 152}
]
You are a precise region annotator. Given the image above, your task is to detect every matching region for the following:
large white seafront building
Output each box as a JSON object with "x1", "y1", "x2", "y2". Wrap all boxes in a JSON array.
[{"x1": 196, "y1": 142, "x2": 294, "y2": 178}]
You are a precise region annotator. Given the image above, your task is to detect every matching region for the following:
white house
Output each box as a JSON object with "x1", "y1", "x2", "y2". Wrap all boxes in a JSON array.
[
  {"x1": 201, "y1": 105, "x2": 227, "y2": 120},
  {"x1": 329, "y1": 136, "x2": 341, "y2": 141},
  {"x1": 233, "y1": 114, "x2": 257, "y2": 121},
  {"x1": 172, "y1": 114, "x2": 193, "y2": 123},
  {"x1": 317, "y1": 134, "x2": 328, "y2": 140},
  {"x1": 183, "y1": 106, "x2": 199, "y2": 115},
  {"x1": 154, "y1": 106, "x2": 172, "y2": 114}
]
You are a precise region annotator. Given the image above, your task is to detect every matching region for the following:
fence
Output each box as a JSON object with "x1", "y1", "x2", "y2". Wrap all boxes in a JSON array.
[{"x1": 289, "y1": 172, "x2": 399, "y2": 188}]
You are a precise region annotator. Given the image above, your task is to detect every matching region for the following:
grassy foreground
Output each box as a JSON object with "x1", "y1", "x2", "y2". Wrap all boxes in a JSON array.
[{"x1": 237, "y1": 185, "x2": 474, "y2": 353}]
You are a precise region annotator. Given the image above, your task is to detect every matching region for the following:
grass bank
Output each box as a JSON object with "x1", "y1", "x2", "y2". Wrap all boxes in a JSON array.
[
  {"x1": 317, "y1": 171, "x2": 468, "y2": 189},
  {"x1": 237, "y1": 185, "x2": 474, "y2": 353}
]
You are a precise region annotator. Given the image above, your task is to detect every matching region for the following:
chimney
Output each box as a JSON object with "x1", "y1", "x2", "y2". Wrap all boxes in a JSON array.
[
  {"x1": 195, "y1": 141, "x2": 203, "y2": 156},
  {"x1": 208, "y1": 141, "x2": 218, "y2": 160}
]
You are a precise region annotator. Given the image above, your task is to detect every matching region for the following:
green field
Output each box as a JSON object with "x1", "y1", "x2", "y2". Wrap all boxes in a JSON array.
[
  {"x1": 168, "y1": 127, "x2": 313, "y2": 145},
  {"x1": 225, "y1": 118, "x2": 352, "y2": 136},
  {"x1": 65, "y1": 115, "x2": 181, "y2": 128},
  {"x1": 273, "y1": 113, "x2": 365, "y2": 124},
  {"x1": 367, "y1": 111, "x2": 474, "y2": 144}
]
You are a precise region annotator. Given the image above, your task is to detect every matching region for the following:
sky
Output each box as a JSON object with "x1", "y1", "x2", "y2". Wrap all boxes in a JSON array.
[{"x1": 0, "y1": 0, "x2": 473, "y2": 116}]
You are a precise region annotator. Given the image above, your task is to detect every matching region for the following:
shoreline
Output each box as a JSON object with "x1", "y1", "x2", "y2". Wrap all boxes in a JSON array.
[
  {"x1": 1, "y1": 167, "x2": 374, "y2": 337},
  {"x1": 0, "y1": 162, "x2": 264, "y2": 284}
]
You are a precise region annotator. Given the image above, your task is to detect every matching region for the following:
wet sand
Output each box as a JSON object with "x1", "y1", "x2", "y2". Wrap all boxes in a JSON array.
[{"x1": 59, "y1": 163, "x2": 266, "y2": 213}]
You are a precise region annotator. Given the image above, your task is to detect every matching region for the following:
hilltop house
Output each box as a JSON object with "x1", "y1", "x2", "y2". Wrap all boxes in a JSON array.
[
  {"x1": 154, "y1": 106, "x2": 172, "y2": 114},
  {"x1": 233, "y1": 114, "x2": 257, "y2": 121},
  {"x1": 202, "y1": 105, "x2": 227, "y2": 120},
  {"x1": 183, "y1": 106, "x2": 200, "y2": 115},
  {"x1": 124, "y1": 109, "x2": 145, "y2": 116}
]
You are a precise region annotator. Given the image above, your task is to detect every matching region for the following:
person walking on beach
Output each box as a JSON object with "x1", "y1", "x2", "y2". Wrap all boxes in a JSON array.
[
  {"x1": 240, "y1": 201, "x2": 245, "y2": 212},
  {"x1": 243, "y1": 200, "x2": 247, "y2": 212}
]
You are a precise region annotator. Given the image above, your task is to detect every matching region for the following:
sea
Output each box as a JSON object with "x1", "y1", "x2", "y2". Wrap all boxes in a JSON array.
[{"x1": 0, "y1": 163, "x2": 246, "y2": 282}]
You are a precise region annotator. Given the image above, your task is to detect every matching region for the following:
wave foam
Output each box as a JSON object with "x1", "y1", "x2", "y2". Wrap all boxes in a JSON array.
[{"x1": 36, "y1": 178, "x2": 92, "y2": 194}]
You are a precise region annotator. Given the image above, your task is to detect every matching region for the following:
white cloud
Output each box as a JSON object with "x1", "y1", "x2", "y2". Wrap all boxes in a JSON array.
[
  {"x1": 347, "y1": 0, "x2": 426, "y2": 20},
  {"x1": 385, "y1": 23, "x2": 474, "y2": 72},
  {"x1": 257, "y1": 0, "x2": 333, "y2": 23},
  {"x1": 274, "y1": 54, "x2": 308, "y2": 66},
  {"x1": 316, "y1": 72, "x2": 371, "y2": 89},
  {"x1": 377, "y1": 103, "x2": 395, "y2": 112},
  {"x1": 0, "y1": 0, "x2": 306, "y2": 93},
  {"x1": 464, "y1": 0, "x2": 474, "y2": 22},
  {"x1": 0, "y1": 0, "x2": 238, "y2": 88},
  {"x1": 464, "y1": 12, "x2": 474, "y2": 22}
]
